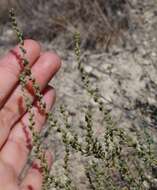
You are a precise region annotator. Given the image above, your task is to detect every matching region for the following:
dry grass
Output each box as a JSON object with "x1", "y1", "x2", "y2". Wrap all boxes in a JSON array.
[{"x1": 0, "y1": 0, "x2": 132, "y2": 50}]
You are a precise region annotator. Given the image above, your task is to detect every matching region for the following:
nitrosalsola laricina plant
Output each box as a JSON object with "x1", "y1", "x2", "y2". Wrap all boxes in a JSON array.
[
  {"x1": 73, "y1": 31, "x2": 157, "y2": 189},
  {"x1": 9, "y1": 8, "x2": 157, "y2": 190},
  {"x1": 9, "y1": 8, "x2": 61, "y2": 190}
]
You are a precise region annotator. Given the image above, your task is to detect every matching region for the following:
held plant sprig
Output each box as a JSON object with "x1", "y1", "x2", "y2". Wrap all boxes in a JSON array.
[
  {"x1": 9, "y1": 8, "x2": 46, "y2": 112},
  {"x1": 9, "y1": 10, "x2": 80, "y2": 189},
  {"x1": 9, "y1": 8, "x2": 53, "y2": 190}
]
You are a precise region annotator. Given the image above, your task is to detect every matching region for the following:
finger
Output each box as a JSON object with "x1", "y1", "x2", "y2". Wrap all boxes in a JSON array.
[
  {"x1": 0, "y1": 39, "x2": 41, "y2": 108},
  {"x1": 20, "y1": 151, "x2": 53, "y2": 190},
  {"x1": 0, "y1": 52, "x2": 61, "y2": 147},
  {"x1": 0, "y1": 87, "x2": 55, "y2": 176}
]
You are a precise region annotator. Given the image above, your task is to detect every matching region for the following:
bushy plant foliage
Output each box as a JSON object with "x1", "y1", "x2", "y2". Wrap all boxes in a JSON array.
[{"x1": 9, "y1": 8, "x2": 157, "y2": 190}]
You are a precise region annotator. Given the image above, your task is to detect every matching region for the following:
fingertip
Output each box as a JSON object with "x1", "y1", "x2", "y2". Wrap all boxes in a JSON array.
[
  {"x1": 42, "y1": 86, "x2": 56, "y2": 110},
  {"x1": 19, "y1": 39, "x2": 41, "y2": 57},
  {"x1": 40, "y1": 51, "x2": 62, "y2": 73}
]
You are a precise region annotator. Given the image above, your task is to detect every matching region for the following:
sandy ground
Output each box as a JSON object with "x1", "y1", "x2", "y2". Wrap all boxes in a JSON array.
[{"x1": 46, "y1": 1, "x2": 157, "y2": 188}]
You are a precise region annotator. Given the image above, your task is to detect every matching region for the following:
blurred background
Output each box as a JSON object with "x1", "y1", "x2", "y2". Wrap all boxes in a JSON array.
[{"x1": 0, "y1": 0, "x2": 137, "y2": 50}]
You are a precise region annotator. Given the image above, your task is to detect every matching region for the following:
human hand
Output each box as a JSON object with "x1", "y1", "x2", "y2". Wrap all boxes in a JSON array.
[{"x1": 0, "y1": 39, "x2": 61, "y2": 190}]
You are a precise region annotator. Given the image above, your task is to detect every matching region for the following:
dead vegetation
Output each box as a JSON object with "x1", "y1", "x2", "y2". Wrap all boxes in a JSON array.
[{"x1": 0, "y1": 0, "x2": 134, "y2": 50}]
